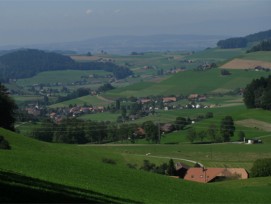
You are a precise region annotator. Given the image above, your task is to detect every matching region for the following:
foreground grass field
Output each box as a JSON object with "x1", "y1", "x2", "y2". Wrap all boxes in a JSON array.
[{"x1": 1, "y1": 128, "x2": 271, "y2": 203}]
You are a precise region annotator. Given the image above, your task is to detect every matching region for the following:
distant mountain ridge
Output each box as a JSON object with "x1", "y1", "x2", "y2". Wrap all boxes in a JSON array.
[
  {"x1": 217, "y1": 29, "x2": 271, "y2": 49},
  {"x1": 0, "y1": 34, "x2": 226, "y2": 54}
]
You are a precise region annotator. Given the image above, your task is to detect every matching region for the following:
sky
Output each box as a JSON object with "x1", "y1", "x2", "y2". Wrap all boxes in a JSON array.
[{"x1": 0, "y1": 0, "x2": 270, "y2": 46}]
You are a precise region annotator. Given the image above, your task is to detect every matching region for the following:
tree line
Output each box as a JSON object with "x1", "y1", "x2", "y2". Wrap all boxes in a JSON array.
[
  {"x1": 186, "y1": 116, "x2": 236, "y2": 143},
  {"x1": 243, "y1": 76, "x2": 271, "y2": 110},
  {"x1": 247, "y1": 39, "x2": 271, "y2": 53},
  {"x1": 0, "y1": 49, "x2": 133, "y2": 82},
  {"x1": 30, "y1": 119, "x2": 162, "y2": 144},
  {"x1": 217, "y1": 29, "x2": 271, "y2": 49}
]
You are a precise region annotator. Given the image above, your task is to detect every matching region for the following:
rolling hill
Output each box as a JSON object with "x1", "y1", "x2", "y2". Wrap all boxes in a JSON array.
[
  {"x1": 104, "y1": 68, "x2": 269, "y2": 98},
  {"x1": 0, "y1": 49, "x2": 133, "y2": 82},
  {"x1": 217, "y1": 29, "x2": 271, "y2": 49},
  {"x1": 1, "y1": 128, "x2": 271, "y2": 203}
]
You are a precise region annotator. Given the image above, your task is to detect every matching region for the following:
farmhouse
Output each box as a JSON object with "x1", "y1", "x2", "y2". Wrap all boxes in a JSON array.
[
  {"x1": 160, "y1": 123, "x2": 175, "y2": 133},
  {"x1": 183, "y1": 167, "x2": 248, "y2": 183},
  {"x1": 188, "y1": 94, "x2": 199, "y2": 100},
  {"x1": 162, "y1": 97, "x2": 177, "y2": 103},
  {"x1": 139, "y1": 98, "x2": 151, "y2": 104}
]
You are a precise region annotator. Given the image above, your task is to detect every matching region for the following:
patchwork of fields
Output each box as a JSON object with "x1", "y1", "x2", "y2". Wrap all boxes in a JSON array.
[
  {"x1": 220, "y1": 51, "x2": 271, "y2": 69},
  {"x1": 3, "y1": 47, "x2": 271, "y2": 202}
]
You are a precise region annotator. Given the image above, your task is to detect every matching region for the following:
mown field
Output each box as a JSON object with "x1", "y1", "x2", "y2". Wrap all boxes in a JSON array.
[{"x1": 1, "y1": 128, "x2": 271, "y2": 203}]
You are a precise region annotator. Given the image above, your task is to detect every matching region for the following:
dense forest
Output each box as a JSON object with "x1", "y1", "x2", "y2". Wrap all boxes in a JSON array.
[
  {"x1": 247, "y1": 40, "x2": 271, "y2": 53},
  {"x1": 217, "y1": 29, "x2": 271, "y2": 49},
  {"x1": 0, "y1": 49, "x2": 133, "y2": 82},
  {"x1": 243, "y1": 76, "x2": 271, "y2": 110}
]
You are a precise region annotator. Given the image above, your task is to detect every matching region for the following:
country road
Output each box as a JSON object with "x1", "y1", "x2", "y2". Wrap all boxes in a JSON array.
[{"x1": 128, "y1": 154, "x2": 204, "y2": 167}]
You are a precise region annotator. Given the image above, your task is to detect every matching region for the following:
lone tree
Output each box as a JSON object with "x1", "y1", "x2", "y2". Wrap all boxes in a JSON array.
[
  {"x1": 0, "y1": 83, "x2": 17, "y2": 131},
  {"x1": 167, "y1": 159, "x2": 176, "y2": 176},
  {"x1": 220, "y1": 116, "x2": 235, "y2": 142}
]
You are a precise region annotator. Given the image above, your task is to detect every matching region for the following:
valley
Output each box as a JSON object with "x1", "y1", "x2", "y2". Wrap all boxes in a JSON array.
[{"x1": 1, "y1": 29, "x2": 271, "y2": 203}]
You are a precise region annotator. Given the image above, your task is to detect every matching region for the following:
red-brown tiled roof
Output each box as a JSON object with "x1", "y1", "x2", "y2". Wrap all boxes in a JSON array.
[{"x1": 184, "y1": 167, "x2": 248, "y2": 183}]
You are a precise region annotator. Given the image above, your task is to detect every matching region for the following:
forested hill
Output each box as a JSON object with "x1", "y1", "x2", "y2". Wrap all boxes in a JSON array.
[
  {"x1": 217, "y1": 29, "x2": 271, "y2": 49},
  {"x1": 0, "y1": 49, "x2": 133, "y2": 82}
]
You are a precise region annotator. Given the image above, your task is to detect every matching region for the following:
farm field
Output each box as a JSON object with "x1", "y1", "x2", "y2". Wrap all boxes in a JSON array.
[
  {"x1": 1, "y1": 128, "x2": 271, "y2": 203},
  {"x1": 104, "y1": 68, "x2": 269, "y2": 98},
  {"x1": 185, "y1": 48, "x2": 245, "y2": 61},
  {"x1": 50, "y1": 95, "x2": 114, "y2": 108},
  {"x1": 220, "y1": 51, "x2": 271, "y2": 69},
  {"x1": 239, "y1": 51, "x2": 271, "y2": 62},
  {"x1": 221, "y1": 59, "x2": 271, "y2": 69},
  {"x1": 78, "y1": 112, "x2": 119, "y2": 121},
  {"x1": 16, "y1": 70, "x2": 110, "y2": 87}
]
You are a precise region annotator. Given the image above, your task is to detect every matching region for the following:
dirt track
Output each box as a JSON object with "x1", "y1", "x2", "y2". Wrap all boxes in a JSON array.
[{"x1": 221, "y1": 59, "x2": 271, "y2": 69}]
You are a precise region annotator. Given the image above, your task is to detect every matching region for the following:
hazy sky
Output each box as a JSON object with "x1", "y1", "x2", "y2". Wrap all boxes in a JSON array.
[{"x1": 0, "y1": 0, "x2": 270, "y2": 46}]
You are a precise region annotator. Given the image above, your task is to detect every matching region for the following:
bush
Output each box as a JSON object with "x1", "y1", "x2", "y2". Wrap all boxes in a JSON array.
[
  {"x1": 205, "y1": 112, "x2": 214, "y2": 119},
  {"x1": 102, "y1": 158, "x2": 116, "y2": 165},
  {"x1": 127, "y1": 163, "x2": 137, "y2": 169},
  {"x1": 251, "y1": 158, "x2": 271, "y2": 177},
  {"x1": 0, "y1": 135, "x2": 11, "y2": 150}
]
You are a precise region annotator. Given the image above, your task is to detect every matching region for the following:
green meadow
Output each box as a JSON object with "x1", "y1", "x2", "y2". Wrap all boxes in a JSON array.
[
  {"x1": 1, "y1": 128, "x2": 271, "y2": 203},
  {"x1": 3, "y1": 49, "x2": 271, "y2": 202},
  {"x1": 50, "y1": 95, "x2": 114, "y2": 108},
  {"x1": 79, "y1": 112, "x2": 120, "y2": 121},
  {"x1": 239, "y1": 51, "x2": 271, "y2": 62},
  {"x1": 16, "y1": 70, "x2": 109, "y2": 86},
  {"x1": 185, "y1": 48, "x2": 245, "y2": 61},
  {"x1": 105, "y1": 68, "x2": 269, "y2": 98}
]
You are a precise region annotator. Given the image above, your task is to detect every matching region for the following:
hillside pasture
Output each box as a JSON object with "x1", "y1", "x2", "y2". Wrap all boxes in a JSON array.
[
  {"x1": 49, "y1": 95, "x2": 114, "y2": 108},
  {"x1": 239, "y1": 51, "x2": 271, "y2": 62},
  {"x1": 122, "y1": 105, "x2": 271, "y2": 145},
  {"x1": 185, "y1": 48, "x2": 245, "y2": 61},
  {"x1": 16, "y1": 70, "x2": 110, "y2": 86},
  {"x1": 105, "y1": 69, "x2": 269, "y2": 98},
  {"x1": 236, "y1": 119, "x2": 271, "y2": 132},
  {"x1": 1, "y1": 128, "x2": 271, "y2": 203},
  {"x1": 79, "y1": 112, "x2": 119, "y2": 122}
]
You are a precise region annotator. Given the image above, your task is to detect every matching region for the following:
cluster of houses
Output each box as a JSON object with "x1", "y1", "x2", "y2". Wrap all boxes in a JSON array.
[
  {"x1": 175, "y1": 162, "x2": 248, "y2": 183},
  {"x1": 25, "y1": 93, "x2": 211, "y2": 124},
  {"x1": 49, "y1": 105, "x2": 105, "y2": 122},
  {"x1": 138, "y1": 94, "x2": 209, "y2": 111}
]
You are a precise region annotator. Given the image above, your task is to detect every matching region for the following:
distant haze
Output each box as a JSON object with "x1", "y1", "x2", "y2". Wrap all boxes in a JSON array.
[{"x1": 0, "y1": 0, "x2": 270, "y2": 49}]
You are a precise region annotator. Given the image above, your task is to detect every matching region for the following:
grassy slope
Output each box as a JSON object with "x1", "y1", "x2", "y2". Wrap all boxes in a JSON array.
[
  {"x1": 16, "y1": 70, "x2": 109, "y2": 86},
  {"x1": 50, "y1": 95, "x2": 114, "y2": 108},
  {"x1": 1, "y1": 128, "x2": 271, "y2": 203},
  {"x1": 105, "y1": 69, "x2": 269, "y2": 98},
  {"x1": 185, "y1": 48, "x2": 245, "y2": 61},
  {"x1": 238, "y1": 51, "x2": 271, "y2": 62}
]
